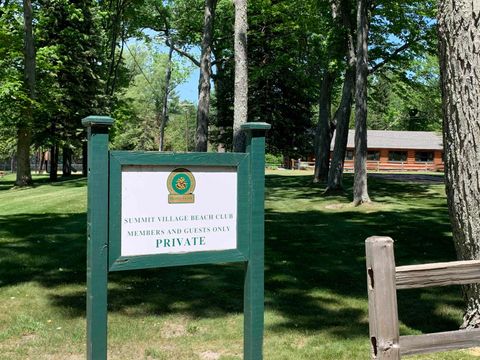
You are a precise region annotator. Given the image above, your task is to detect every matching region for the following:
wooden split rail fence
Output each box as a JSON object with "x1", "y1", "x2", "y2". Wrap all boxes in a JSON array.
[{"x1": 366, "y1": 236, "x2": 480, "y2": 359}]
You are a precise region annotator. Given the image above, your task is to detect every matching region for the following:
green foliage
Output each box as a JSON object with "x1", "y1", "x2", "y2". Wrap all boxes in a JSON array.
[
  {"x1": 0, "y1": 2, "x2": 30, "y2": 128},
  {"x1": 0, "y1": 128, "x2": 16, "y2": 160},
  {"x1": 163, "y1": 103, "x2": 196, "y2": 152},
  {"x1": 35, "y1": 0, "x2": 105, "y2": 147},
  {"x1": 265, "y1": 153, "x2": 283, "y2": 167},
  {"x1": 110, "y1": 43, "x2": 192, "y2": 151},
  {"x1": 212, "y1": 0, "x2": 332, "y2": 156},
  {"x1": 0, "y1": 0, "x2": 443, "y2": 173},
  {"x1": 369, "y1": 0, "x2": 438, "y2": 70},
  {"x1": 369, "y1": 55, "x2": 442, "y2": 131}
]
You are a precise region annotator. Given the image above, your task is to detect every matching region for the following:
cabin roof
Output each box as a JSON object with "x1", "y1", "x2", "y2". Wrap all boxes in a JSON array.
[{"x1": 331, "y1": 130, "x2": 443, "y2": 151}]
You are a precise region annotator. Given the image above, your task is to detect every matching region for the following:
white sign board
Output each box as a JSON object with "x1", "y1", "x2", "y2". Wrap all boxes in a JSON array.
[{"x1": 121, "y1": 165, "x2": 238, "y2": 256}]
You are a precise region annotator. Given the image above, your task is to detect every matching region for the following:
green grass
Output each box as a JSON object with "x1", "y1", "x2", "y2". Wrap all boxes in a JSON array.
[{"x1": 0, "y1": 171, "x2": 477, "y2": 359}]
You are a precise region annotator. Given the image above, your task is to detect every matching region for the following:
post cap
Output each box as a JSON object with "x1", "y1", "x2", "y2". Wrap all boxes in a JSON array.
[
  {"x1": 365, "y1": 236, "x2": 394, "y2": 245},
  {"x1": 241, "y1": 122, "x2": 271, "y2": 131},
  {"x1": 82, "y1": 115, "x2": 114, "y2": 127}
]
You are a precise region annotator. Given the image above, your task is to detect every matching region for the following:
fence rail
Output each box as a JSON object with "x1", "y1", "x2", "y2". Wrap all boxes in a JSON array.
[
  {"x1": 366, "y1": 236, "x2": 480, "y2": 359},
  {"x1": 396, "y1": 259, "x2": 480, "y2": 289}
]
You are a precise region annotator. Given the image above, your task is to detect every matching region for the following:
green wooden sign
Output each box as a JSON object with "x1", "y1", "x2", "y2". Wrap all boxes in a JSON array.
[{"x1": 83, "y1": 115, "x2": 270, "y2": 360}]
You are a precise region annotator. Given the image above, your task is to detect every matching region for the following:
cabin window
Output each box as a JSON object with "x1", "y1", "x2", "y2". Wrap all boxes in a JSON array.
[
  {"x1": 415, "y1": 151, "x2": 434, "y2": 162},
  {"x1": 388, "y1": 151, "x2": 407, "y2": 162},
  {"x1": 345, "y1": 150, "x2": 354, "y2": 160},
  {"x1": 367, "y1": 151, "x2": 380, "y2": 161}
]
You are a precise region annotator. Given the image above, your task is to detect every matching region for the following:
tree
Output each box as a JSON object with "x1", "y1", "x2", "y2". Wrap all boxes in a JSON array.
[
  {"x1": 438, "y1": 0, "x2": 480, "y2": 329},
  {"x1": 353, "y1": 0, "x2": 371, "y2": 205},
  {"x1": 36, "y1": 0, "x2": 104, "y2": 180},
  {"x1": 313, "y1": 71, "x2": 336, "y2": 183},
  {"x1": 368, "y1": 58, "x2": 442, "y2": 132},
  {"x1": 0, "y1": 1, "x2": 27, "y2": 175},
  {"x1": 326, "y1": 0, "x2": 356, "y2": 191},
  {"x1": 313, "y1": 0, "x2": 355, "y2": 184},
  {"x1": 324, "y1": 0, "x2": 437, "y2": 192},
  {"x1": 246, "y1": 0, "x2": 321, "y2": 159},
  {"x1": 232, "y1": 0, "x2": 247, "y2": 152},
  {"x1": 111, "y1": 43, "x2": 188, "y2": 151},
  {"x1": 195, "y1": 0, "x2": 217, "y2": 151},
  {"x1": 16, "y1": 0, "x2": 36, "y2": 186},
  {"x1": 159, "y1": 41, "x2": 174, "y2": 151}
]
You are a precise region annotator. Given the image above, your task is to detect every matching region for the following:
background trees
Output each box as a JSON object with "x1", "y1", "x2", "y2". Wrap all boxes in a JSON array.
[{"x1": 0, "y1": 0, "x2": 443, "y2": 191}]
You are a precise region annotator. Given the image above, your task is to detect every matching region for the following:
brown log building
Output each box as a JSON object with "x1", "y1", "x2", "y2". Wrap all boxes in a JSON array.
[{"x1": 334, "y1": 130, "x2": 444, "y2": 172}]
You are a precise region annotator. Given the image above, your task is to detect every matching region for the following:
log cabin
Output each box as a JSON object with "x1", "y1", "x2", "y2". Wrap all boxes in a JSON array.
[{"x1": 337, "y1": 130, "x2": 444, "y2": 172}]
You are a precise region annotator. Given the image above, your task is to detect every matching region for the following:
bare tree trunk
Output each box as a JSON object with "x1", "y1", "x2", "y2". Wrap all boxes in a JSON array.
[
  {"x1": 49, "y1": 121, "x2": 58, "y2": 181},
  {"x1": 49, "y1": 144, "x2": 58, "y2": 181},
  {"x1": 16, "y1": 127, "x2": 32, "y2": 186},
  {"x1": 62, "y1": 147, "x2": 72, "y2": 177},
  {"x1": 313, "y1": 72, "x2": 335, "y2": 183},
  {"x1": 327, "y1": 67, "x2": 355, "y2": 190},
  {"x1": 438, "y1": 0, "x2": 480, "y2": 329},
  {"x1": 232, "y1": 0, "x2": 248, "y2": 152},
  {"x1": 16, "y1": 0, "x2": 35, "y2": 187},
  {"x1": 159, "y1": 39, "x2": 174, "y2": 151},
  {"x1": 195, "y1": 0, "x2": 217, "y2": 152},
  {"x1": 327, "y1": 1, "x2": 356, "y2": 191},
  {"x1": 39, "y1": 150, "x2": 45, "y2": 174},
  {"x1": 353, "y1": 0, "x2": 370, "y2": 205}
]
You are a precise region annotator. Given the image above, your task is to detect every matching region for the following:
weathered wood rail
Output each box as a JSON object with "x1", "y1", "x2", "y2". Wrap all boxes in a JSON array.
[{"x1": 366, "y1": 236, "x2": 480, "y2": 359}]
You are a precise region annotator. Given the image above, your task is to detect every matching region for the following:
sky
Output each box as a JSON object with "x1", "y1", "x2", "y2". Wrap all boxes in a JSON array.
[{"x1": 176, "y1": 67, "x2": 199, "y2": 104}]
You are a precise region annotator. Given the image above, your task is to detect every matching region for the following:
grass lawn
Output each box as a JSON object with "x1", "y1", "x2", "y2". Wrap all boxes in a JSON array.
[{"x1": 0, "y1": 171, "x2": 478, "y2": 359}]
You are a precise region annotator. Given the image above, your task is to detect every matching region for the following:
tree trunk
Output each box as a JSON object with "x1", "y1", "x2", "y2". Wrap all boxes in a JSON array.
[
  {"x1": 438, "y1": 0, "x2": 480, "y2": 329},
  {"x1": 326, "y1": 0, "x2": 356, "y2": 191},
  {"x1": 159, "y1": 39, "x2": 174, "y2": 152},
  {"x1": 16, "y1": 0, "x2": 35, "y2": 187},
  {"x1": 50, "y1": 144, "x2": 58, "y2": 181},
  {"x1": 353, "y1": 0, "x2": 370, "y2": 205},
  {"x1": 195, "y1": 0, "x2": 217, "y2": 152},
  {"x1": 62, "y1": 147, "x2": 72, "y2": 177},
  {"x1": 232, "y1": 0, "x2": 248, "y2": 152},
  {"x1": 16, "y1": 127, "x2": 32, "y2": 186},
  {"x1": 39, "y1": 150, "x2": 45, "y2": 174},
  {"x1": 313, "y1": 72, "x2": 336, "y2": 183},
  {"x1": 327, "y1": 67, "x2": 355, "y2": 190}
]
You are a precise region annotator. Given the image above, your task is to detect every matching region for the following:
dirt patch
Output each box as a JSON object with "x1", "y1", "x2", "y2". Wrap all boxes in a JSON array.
[
  {"x1": 199, "y1": 350, "x2": 222, "y2": 360},
  {"x1": 162, "y1": 320, "x2": 187, "y2": 338},
  {"x1": 369, "y1": 173, "x2": 444, "y2": 184},
  {"x1": 325, "y1": 203, "x2": 345, "y2": 210},
  {"x1": 468, "y1": 347, "x2": 480, "y2": 356}
]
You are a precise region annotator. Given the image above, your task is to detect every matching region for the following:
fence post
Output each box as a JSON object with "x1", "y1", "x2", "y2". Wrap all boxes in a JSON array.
[
  {"x1": 82, "y1": 115, "x2": 113, "y2": 360},
  {"x1": 366, "y1": 236, "x2": 400, "y2": 359},
  {"x1": 242, "y1": 122, "x2": 270, "y2": 360}
]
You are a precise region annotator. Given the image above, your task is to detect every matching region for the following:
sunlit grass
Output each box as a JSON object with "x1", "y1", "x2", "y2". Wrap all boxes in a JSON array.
[{"x1": 0, "y1": 171, "x2": 478, "y2": 359}]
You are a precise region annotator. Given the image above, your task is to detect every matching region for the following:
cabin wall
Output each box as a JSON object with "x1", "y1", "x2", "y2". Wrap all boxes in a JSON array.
[{"x1": 342, "y1": 148, "x2": 444, "y2": 172}]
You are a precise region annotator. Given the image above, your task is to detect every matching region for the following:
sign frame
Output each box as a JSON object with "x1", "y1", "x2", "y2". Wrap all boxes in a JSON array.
[
  {"x1": 108, "y1": 151, "x2": 250, "y2": 271},
  {"x1": 82, "y1": 115, "x2": 270, "y2": 360}
]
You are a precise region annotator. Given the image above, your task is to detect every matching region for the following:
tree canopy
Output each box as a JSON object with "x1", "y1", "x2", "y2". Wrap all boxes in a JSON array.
[{"x1": 0, "y1": 0, "x2": 442, "y2": 185}]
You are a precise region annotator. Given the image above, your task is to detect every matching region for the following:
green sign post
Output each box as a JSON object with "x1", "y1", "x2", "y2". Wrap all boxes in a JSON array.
[{"x1": 83, "y1": 115, "x2": 270, "y2": 360}]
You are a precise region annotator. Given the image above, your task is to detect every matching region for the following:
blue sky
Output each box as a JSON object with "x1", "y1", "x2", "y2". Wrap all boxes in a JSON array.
[{"x1": 175, "y1": 67, "x2": 199, "y2": 104}]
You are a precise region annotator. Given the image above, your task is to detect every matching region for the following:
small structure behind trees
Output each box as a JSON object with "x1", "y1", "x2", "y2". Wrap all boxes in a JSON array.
[{"x1": 336, "y1": 130, "x2": 444, "y2": 172}]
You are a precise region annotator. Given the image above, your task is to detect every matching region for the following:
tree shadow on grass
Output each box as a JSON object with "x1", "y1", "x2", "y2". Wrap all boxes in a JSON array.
[
  {"x1": 0, "y1": 174, "x2": 463, "y2": 341},
  {"x1": 263, "y1": 207, "x2": 461, "y2": 337},
  {"x1": 0, "y1": 174, "x2": 85, "y2": 192}
]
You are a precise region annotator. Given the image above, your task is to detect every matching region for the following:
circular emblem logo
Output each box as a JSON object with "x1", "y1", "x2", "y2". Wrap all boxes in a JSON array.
[{"x1": 167, "y1": 168, "x2": 196, "y2": 203}]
